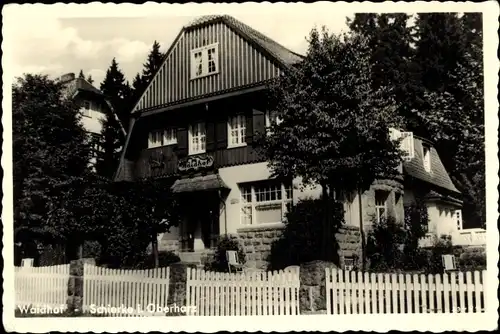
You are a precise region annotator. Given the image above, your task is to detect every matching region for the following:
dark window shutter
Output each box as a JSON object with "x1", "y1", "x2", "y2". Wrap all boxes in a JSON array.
[
  {"x1": 252, "y1": 109, "x2": 266, "y2": 142},
  {"x1": 176, "y1": 127, "x2": 188, "y2": 157},
  {"x1": 215, "y1": 118, "x2": 228, "y2": 149},
  {"x1": 206, "y1": 122, "x2": 216, "y2": 152},
  {"x1": 245, "y1": 111, "x2": 254, "y2": 144}
]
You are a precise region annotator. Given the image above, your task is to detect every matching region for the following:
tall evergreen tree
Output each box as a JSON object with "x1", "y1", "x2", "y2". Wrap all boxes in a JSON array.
[
  {"x1": 141, "y1": 40, "x2": 165, "y2": 84},
  {"x1": 78, "y1": 70, "x2": 85, "y2": 79},
  {"x1": 100, "y1": 58, "x2": 132, "y2": 126},
  {"x1": 86, "y1": 75, "x2": 94, "y2": 85}
]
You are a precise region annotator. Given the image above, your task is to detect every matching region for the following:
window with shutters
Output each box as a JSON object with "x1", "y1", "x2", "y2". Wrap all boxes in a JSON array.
[
  {"x1": 265, "y1": 110, "x2": 283, "y2": 134},
  {"x1": 375, "y1": 191, "x2": 388, "y2": 223},
  {"x1": 240, "y1": 181, "x2": 292, "y2": 226},
  {"x1": 190, "y1": 43, "x2": 219, "y2": 79},
  {"x1": 423, "y1": 144, "x2": 431, "y2": 172},
  {"x1": 148, "y1": 128, "x2": 177, "y2": 148},
  {"x1": 188, "y1": 122, "x2": 206, "y2": 155},
  {"x1": 227, "y1": 115, "x2": 246, "y2": 148},
  {"x1": 388, "y1": 128, "x2": 414, "y2": 161}
]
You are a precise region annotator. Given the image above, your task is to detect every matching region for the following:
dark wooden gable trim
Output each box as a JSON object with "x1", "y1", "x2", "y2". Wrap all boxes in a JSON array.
[{"x1": 132, "y1": 17, "x2": 296, "y2": 115}]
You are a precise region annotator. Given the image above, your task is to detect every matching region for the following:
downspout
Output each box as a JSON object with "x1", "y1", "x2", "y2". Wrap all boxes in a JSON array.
[{"x1": 113, "y1": 117, "x2": 137, "y2": 181}]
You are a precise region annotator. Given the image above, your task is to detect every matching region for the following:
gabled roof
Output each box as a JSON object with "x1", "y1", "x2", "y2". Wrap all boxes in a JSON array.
[
  {"x1": 403, "y1": 137, "x2": 460, "y2": 194},
  {"x1": 63, "y1": 77, "x2": 103, "y2": 98},
  {"x1": 185, "y1": 15, "x2": 304, "y2": 66}
]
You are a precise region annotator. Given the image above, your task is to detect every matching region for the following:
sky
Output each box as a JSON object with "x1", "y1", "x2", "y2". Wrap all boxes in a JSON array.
[{"x1": 4, "y1": 3, "x2": 356, "y2": 88}]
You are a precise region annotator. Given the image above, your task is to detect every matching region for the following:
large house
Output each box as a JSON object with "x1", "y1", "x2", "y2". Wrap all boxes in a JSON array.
[
  {"x1": 114, "y1": 15, "x2": 465, "y2": 266},
  {"x1": 60, "y1": 72, "x2": 126, "y2": 168}
]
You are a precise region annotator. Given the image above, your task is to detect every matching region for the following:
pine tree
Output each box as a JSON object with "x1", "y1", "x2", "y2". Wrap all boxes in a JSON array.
[
  {"x1": 142, "y1": 41, "x2": 165, "y2": 82},
  {"x1": 78, "y1": 70, "x2": 85, "y2": 79},
  {"x1": 86, "y1": 75, "x2": 94, "y2": 85},
  {"x1": 100, "y1": 58, "x2": 132, "y2": 126}
]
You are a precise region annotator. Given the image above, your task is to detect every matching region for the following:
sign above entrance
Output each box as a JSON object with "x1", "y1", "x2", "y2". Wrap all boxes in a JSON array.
[{"x1": 178, "y1": 155, "x2": 214, "y2": 172}]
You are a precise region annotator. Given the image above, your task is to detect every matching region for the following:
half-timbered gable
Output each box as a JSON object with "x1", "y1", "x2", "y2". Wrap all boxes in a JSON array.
[{"x1": 132, "y1": 15, "x2": 303, "y2": 114}]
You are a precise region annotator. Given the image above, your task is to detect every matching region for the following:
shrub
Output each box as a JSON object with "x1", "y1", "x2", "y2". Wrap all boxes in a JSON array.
[
  {"x1": 421, "y1": 235, "x2": 453, "y2": 274},
  {"x1": 268, "y1": 198, "x2": 344, "y2": 270},
  {"x1": 204, "y1": 236, "x2": 245, "y2": 272},
  {"x1": 366, "y1": 216, "x2": 407, "y2": 272}
]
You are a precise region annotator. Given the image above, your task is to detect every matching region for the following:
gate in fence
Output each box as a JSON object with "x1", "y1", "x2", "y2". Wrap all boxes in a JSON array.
[
  {"x1": 325, "y1": 268, "x2": 486, "y2": 314},
  {"x1": 15, "y1": 262, "x2": 70, "y2": 309},
  {"x1": 83, "y1": 264, "x2": 170, "y2": 317},
  {"x1": 186, "y1": 268, "x2": 300, "y2": 316}
]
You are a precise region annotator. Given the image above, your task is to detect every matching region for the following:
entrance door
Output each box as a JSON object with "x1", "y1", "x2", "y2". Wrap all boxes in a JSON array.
[{"x1": 185, "y1": 192, "x2": 219, "y2": 251}]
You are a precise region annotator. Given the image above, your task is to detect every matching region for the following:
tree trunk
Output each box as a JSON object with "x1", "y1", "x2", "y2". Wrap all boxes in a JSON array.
[
  {"x1": 320, "y1": 182, "x2": 330, "y2": 261},
  {"x1": 151, "y1": 232, "x2": 159, "y2": 268},
  {"x1": 358, "y1": 189, "x2": 366, "y2": 271}
]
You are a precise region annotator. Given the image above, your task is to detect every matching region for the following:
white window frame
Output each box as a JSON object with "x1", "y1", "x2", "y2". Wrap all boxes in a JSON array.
[
  {"x1": 188, "y1": 122, "x2": 206, "y2": 155},
  {"x1": 227, "y1": 114, "x2": 247, "y2": 148},
  {"x1": 388, "y1": 128, "x2": 415, "y2": 161},
  {"x1": 148, "y1": 128, "x2": 177, "y2": 148},
  {"x1": 375, "y1": 191, "x2": 388, "y2": 223},
  {"x1": 82, "y1": 100, "x2": 92, "y2": 118},
  {"x1": 190, "y1": 43, "x2": 219, "y2": 79},
  {"x1": 423, "y1": 144, "x2": 431, "y2": 172},
  {"x1": 240, "y1": 182, "x2": 292, "y2": 226}
]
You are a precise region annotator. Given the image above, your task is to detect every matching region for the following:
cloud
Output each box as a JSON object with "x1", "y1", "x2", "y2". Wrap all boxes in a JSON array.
[
  {"x1": 87, "y1": 68, "x2": 106, "y2": 87},
  {"x1": 5, "y1": 14, "x2": 150, "y2": 83}
]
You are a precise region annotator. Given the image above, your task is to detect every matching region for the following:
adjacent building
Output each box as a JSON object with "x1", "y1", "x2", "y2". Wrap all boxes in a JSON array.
[
  {"x1": 114, "y1": 15, "x2": 465, "y2": 267},
  {"x1": 60, "y1": 72, "x2": 126, "y2": 168}
]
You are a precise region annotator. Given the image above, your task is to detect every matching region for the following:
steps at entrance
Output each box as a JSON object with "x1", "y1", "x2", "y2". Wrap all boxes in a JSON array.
[{"x1": 178, "y1": 251, "x2": 214, "y2": 265}]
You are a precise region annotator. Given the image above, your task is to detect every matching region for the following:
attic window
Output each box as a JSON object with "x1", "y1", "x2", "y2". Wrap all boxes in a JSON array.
[
  {"x1": 190, "y1": 43, "x2": 219, "y2": 79},
  {"x1": 423, "y1": 144, "x2": 431, "y2": 172}
]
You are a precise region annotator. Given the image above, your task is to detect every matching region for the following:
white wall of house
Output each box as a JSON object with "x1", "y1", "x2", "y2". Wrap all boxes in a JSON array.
[
  {"x1": 80, "y1": 101, "x2": 105, "y2": 134},
  {"x1": 218, "y1": 162, "x2": 321, "y2": 234}
]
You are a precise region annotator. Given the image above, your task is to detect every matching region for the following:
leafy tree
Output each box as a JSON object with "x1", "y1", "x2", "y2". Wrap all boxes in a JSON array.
[
  {"x1": 412, "y1": 13, "x2": 485, "y2": 227},
  {"x1": 347, "y1": 13, "x2": 423, "y2": 128},
  {"x1": 13, "y1": 74, "x2": 92, "y2": 253},
  {"x1": 262, "y1": 28, "x2": 404, "y2": 269},
  {"x1": 118, "y1": 177, "x2": 182, "y2": 268}
]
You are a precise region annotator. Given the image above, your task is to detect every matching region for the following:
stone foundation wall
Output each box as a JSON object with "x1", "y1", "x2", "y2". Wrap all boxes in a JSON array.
[
  {"x1": 229, "y1": 225, "x2": 285, "y2": 270},
  {"x1": 336, "y1": 225, "x2": 362, "y2": 268},
  {"x1": 299, "y1": 260, "x2": 339, "y2": 314}
]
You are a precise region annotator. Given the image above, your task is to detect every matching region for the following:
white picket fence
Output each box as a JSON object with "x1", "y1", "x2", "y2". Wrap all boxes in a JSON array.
[
  {"x1": 326, "y1": 269, "x2": 486, "y2": 314},
  {"x1": 15, "y1": 263, "x2": 70, "y2": 309},
  {"x1": 186, "y1": 268, "x2": 300, "y2": 316},
  {"x1": 83, "y1": 264, "x2": 170, "y2": 317}
]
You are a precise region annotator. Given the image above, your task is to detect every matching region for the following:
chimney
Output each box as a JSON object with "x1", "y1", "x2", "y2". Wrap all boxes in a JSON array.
[{"x1": 59, "y1": 73, "x2": 75, "y2": 83}]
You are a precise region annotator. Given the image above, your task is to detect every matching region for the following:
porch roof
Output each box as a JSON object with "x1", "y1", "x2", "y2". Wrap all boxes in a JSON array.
[{"x1": 171, "y1": 174, "x2": 229, "y2": 193}]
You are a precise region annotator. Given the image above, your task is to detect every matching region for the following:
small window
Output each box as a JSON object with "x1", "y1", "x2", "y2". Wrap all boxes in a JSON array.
[
  {"x1": 190, "y1": 43, "x2": 219, "y2": 79},
  {"x1": 82, "y1": 100, "x2": 91, "y2": 117},
  {"x1": 228, "y1": 115, "x2": 246, "y2": 147},
  {"x1": 148, "y1": 128, "x2": 177, "y2": 148},
  {"x1": 375, "y1": 191, "x2": 388, "y2": 223},
  {"x1": 423, "y1": 145, "x2": 431, "y2": 172},
  {"x1": 189, "y1": 122, "x2": 206, "y2": 155},
  {"x1": 265, "y1": 110, "x2": 283, "y2": 128}
]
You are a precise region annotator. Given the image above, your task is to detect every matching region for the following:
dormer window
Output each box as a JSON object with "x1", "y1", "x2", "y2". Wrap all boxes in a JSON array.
[
  {"x1": 190, "y1": 43, "x2": 219, "y2": 79},
  {"x1": 423, "y1": 144, "x2": 431, "y2": 172}
]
